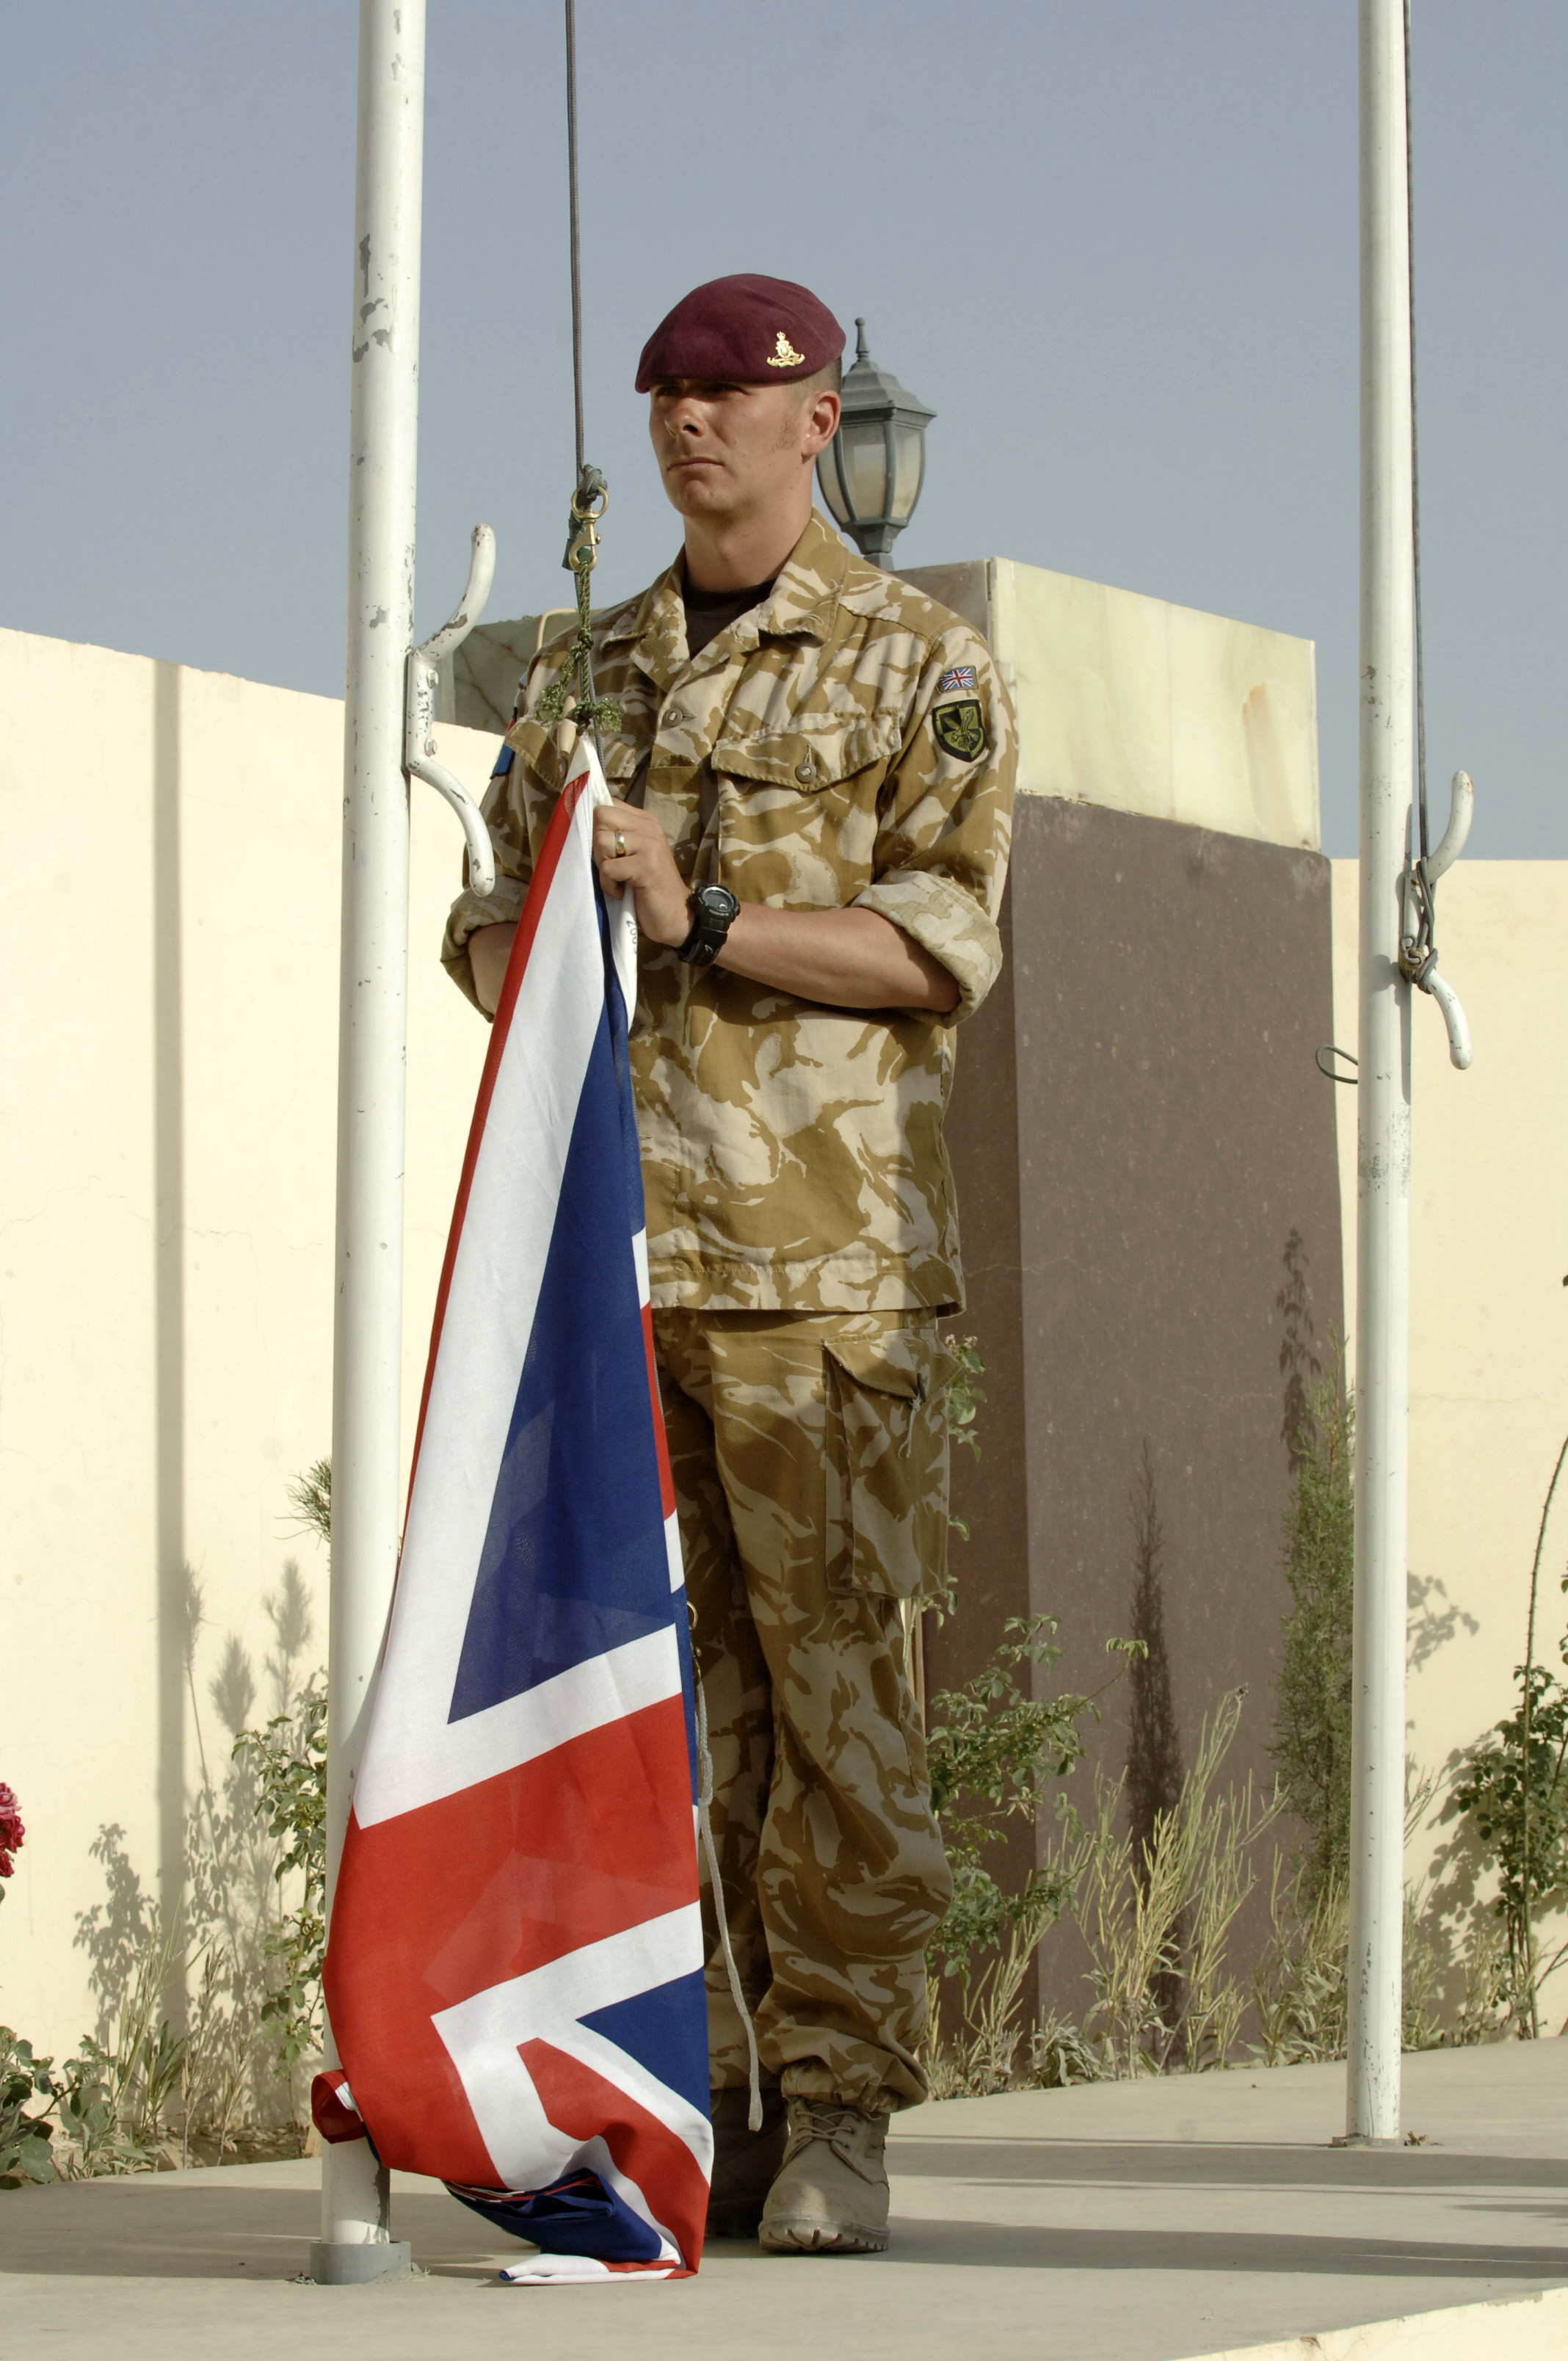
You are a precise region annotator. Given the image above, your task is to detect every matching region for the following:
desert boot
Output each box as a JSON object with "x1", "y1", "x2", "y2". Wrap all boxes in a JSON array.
[{"x1": 758, "y1": 2097, "x2": 890, "y2": 2255}]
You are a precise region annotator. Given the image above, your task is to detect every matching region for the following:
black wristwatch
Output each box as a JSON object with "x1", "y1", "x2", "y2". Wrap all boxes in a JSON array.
[{"x1": 678, "y1": 883, "x2": 739, "y2": 968}]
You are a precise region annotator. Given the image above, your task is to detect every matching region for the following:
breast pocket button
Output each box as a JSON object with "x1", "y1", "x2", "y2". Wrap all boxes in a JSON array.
[{"x1": 795, "y1": 757, "x2": 816, "y2": 783}]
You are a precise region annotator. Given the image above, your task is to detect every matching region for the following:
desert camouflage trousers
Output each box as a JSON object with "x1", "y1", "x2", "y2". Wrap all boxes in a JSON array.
[{"x1": 653, "y1": 1307, "x2": 955, "y2": 2115}]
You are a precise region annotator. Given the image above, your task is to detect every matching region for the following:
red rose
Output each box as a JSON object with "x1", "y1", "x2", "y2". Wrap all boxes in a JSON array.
[{"x1": 0, "y1": 1781, "x2": 25, "y2": 1875}]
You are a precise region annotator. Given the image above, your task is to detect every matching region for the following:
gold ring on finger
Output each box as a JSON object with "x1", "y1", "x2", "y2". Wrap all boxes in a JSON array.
[{"x1": 614, "y1": 830, "x2": 627, "y2": 857}]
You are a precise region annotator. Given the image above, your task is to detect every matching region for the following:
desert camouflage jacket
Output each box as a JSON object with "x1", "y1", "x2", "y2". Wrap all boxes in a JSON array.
[{"x1": 443, "y1": 510, "x2": 1016, "y2": 1312}]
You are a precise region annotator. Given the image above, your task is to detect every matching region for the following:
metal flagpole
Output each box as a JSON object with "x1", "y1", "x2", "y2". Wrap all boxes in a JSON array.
[
  {"x1": 312, "y1": 0, "x2": 426, "y2": 2281},
  {"x1": 1346, "y1": 0, "x2": 1415, "y2": 2147}
]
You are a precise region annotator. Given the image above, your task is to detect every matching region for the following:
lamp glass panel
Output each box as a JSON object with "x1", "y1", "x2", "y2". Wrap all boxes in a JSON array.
[
  {"x1": 836, "y1": 414, "x2": 891, "y2": 522},
  {"x1": 890, "y1": 419, "x2": 925, "y2": 526},
  {"x1": 816, "y1": 449, "x2": 852, "y2": 531}
]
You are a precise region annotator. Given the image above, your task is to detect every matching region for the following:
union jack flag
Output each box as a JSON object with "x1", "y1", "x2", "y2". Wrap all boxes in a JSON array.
[{"x1": 320, "y1": 738, "x2": 711, "y2": 2282}]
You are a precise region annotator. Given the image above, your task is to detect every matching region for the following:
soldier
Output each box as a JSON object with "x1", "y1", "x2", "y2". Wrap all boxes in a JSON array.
[{"x1": 443, "y1": 274, "x2": 1015, "y2": 2255}]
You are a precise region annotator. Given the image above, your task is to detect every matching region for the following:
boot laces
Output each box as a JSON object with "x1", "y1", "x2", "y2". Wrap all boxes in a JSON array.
[{"x1": 787, "y1": 2102, "x2": 879, "y2": 2169}]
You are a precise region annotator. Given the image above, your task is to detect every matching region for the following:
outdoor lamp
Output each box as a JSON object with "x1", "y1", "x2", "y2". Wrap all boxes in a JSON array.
[{"x1": 816, "y1": 318, "x2": 935, "y2": 566}]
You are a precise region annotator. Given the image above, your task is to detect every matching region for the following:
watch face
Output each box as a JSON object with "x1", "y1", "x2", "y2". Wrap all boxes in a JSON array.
[{"x1": 696, "y1": 885, "x2": 739, "y2": 922}]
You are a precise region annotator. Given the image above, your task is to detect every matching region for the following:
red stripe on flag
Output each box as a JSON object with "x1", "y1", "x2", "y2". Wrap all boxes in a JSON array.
[
  {"x1": 324, "y1": 1691, "x2": 698, "y2": 2186},
  {"x1": 640, "y1": 1304, "x2": 678, "y2": 1520},
  {"x1": 521, "y1": 2038, "x2": 708, "y2": 2274}
]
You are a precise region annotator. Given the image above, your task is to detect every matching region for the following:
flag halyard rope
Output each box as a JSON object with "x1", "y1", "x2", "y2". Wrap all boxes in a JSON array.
[{"x1": 534, "y1": 2, "x2": 622, "y2": 747}]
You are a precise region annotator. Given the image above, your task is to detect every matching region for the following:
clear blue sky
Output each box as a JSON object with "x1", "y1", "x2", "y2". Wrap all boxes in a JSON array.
[{"x1": 3, "y1": 1, "x2": 1563, "y2": 856}]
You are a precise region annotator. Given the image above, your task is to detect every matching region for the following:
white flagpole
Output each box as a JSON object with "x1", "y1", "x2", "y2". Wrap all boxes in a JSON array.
[
  {"x1": 1347, "y1": 0, "x2": 1414, "y2": 2147},
  {"x1": 313, "y1": 0, "x2": 425, "y2": 2280}
]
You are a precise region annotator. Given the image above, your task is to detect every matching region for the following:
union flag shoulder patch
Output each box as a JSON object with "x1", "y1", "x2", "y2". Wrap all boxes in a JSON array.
[{"x1": 937, "y1": 664, "x2": 978, "y2": 697}]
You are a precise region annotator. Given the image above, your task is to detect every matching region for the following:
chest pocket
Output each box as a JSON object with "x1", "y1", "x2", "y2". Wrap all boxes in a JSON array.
[
  {"x1": 599, "y1": 733, "x2": 649, "y2": 805},
  {"x1": 711, "y1": 711, "x2": 900, "y2": 798},
  {"x1": 507, "y1": 716, "x2": 567, "y2": 802}
]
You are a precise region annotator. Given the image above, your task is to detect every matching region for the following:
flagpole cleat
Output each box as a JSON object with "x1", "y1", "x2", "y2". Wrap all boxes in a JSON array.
[
  {"x1": 404, "y1": 523, "x2": 499, "y2": 894},
  {"x1": 1398, "y1": 769, "x2": 1475, "y2": 1070}
]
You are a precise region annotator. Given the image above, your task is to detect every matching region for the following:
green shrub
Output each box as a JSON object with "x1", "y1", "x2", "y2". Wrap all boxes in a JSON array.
[{"x1": 1453, "y1": 1433, "x2": 1568, "y2": 2037}]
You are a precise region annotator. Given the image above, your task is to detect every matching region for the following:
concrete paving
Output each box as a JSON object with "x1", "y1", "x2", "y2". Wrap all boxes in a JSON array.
[{"x1": 1, "y1": 2043, "x2": 1565, "y2": 2360}]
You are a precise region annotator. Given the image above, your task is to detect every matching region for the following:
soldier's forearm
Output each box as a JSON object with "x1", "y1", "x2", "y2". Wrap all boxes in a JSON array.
[
  {"x1": 469, "y1": 921, "x2": 517, "y2": 1017},
  {"x1": 589, "y1": 797, "x2": 958, "y2": 1015},
  {"x1": 716, "y1": 902, "x2": 959, "y2": 1015}
]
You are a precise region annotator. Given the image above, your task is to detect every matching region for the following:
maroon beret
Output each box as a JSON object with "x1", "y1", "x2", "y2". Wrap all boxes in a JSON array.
[{"x1": 635, "y1": 275, "x2": 844, "y2": 393}]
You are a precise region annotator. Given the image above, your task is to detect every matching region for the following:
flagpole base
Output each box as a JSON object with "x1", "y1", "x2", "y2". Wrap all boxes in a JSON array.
[{"x1": 308, "y1": 2239, "x2": 413, "y2": 2285}]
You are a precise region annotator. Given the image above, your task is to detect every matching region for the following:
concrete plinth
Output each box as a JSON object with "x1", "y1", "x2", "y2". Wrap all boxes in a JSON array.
[{"x1": 307, "y1": 2238, "x2": 412, "y2": 2283}]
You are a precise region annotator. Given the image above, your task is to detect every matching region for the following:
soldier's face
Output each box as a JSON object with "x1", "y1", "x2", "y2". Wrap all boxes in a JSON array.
[{"x1": 647, "y1": 379, "x2": 839, "y2": 523}]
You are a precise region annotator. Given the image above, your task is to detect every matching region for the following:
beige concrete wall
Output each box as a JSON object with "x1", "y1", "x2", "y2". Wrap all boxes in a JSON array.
[
  {"x1": 1331, "y1": 860, "x2": 1568, "y2": 2024},
  {"x1": 3, "y1": 608, "x2": 1556, "y2": 2056},
  {"x1": 0, "y1": 628, "x2": 493, "y2": 2055},
  {"x1": 482, "y1": 550, "x2": 1324, "y2": 854},
  {"x1": 990, "y1": 558, "x2": 1320, "y2": 849}
]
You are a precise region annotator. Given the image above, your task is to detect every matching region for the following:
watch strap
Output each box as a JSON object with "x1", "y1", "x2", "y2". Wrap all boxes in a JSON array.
[{"x1": 678, "y1": 889, "x2": 736, "y2": 968}]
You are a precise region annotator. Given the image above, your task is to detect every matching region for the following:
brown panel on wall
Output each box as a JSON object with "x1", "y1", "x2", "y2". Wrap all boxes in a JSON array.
[{"x1": 931, "y1": 793, "x2": 1343, "y2": 2020}]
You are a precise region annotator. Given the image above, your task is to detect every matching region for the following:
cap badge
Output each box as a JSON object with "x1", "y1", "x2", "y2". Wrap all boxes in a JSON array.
[{"x1": 766, "y1": 330, "x2": 807, "y2": 369}]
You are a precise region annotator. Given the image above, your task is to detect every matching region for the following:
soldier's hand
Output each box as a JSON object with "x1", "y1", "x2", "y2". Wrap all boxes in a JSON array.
[{"x1": 592, "y1": 800, "x2": 694, "y2": 948}]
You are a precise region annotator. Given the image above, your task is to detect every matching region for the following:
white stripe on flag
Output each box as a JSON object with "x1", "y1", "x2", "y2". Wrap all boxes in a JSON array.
[
  {"x1": 357, "y1": 775, "x2": 620, "y2": 1827},
  {"x1": 433, "y1": 1901, "x2": 710, "y2": 2197},
  {"x1": 354, "y1": 1625, "x2": 683, "y2": 1829}
]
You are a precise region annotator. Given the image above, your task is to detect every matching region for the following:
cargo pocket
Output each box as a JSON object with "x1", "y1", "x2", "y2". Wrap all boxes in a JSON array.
[{"x1": 823, "y1": 1327, "x2": 952, "y2": 1602}]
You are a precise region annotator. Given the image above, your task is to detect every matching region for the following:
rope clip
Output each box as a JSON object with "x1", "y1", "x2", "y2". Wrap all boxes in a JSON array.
[
  {"x1": 533, "y1": 461, "x2": 623, "y2": 739},
  {"x1": 563, "y1": 467, "x2": 609, "y2": 576}
]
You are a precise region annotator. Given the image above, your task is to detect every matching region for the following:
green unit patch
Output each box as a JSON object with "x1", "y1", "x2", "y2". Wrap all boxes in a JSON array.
[{"x1": 932, "y1": 696, "x2": 987, "y2": 762}]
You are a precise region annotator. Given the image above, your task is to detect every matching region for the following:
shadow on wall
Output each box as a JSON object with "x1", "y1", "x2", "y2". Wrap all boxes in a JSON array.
[
  {"x1": 1408, "y1": 1570, "x2": 1481, "y2": 1675},
  {"x1": 1126, "y1": 1443, "x2": 1183, "y2": 1865},
  {"x1": 1278, "y1": 1227, "x2": 1322, "y2": 1472},
  {"x1": 1118, "y1": 1233, "x2": 1331, "y2": 1922},
  {"x1": 73, "y1": 1557, "x2": 324, "y2": 2129},
  {"x1": 1125, "y1": 1445, "x2": 1185, "y2": 2037}
]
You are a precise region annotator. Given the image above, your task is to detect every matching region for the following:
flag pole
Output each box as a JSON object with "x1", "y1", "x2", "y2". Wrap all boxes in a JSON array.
[
  {"x1": 1346, "y1": 0, "x2": 1414, "y2": 2147},
  {"x1": 313, "y1": 0, "x2": 426, "y2": 2280}
]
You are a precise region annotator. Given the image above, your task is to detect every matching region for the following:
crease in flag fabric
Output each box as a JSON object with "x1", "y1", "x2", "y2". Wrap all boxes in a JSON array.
[{"x1": 320, "y1": 739, "x2": 711, "y2": 2282}]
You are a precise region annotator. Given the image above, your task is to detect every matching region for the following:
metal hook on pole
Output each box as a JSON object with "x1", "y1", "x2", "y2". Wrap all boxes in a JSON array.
[
  {"x1": 1399, "y1": 769, "x2": 1474, "y2": 1070},
  {"x1": 1422, "y1": 766, "x2": 1473, "y2": 883},
  {"x1": 404, "y1": 524, "x2": 498, "y2": 894}
]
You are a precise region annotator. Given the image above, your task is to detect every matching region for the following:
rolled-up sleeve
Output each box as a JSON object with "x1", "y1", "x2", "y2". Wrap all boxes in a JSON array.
[
  {"x1": 854, "y1": 627, "x2": 1017, "y2": 1020},
  {"x1": 441, "y1": 868, "x2": 527, "y2": 1013},
  {"x1": 854, "y1": 866, "x2": 1002, "y2": 1019}
]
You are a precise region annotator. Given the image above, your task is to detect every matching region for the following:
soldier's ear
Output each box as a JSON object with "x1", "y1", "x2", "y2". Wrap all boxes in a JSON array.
[{"x1": 801, "y1": 387, "x2": 841, "y2": 460}]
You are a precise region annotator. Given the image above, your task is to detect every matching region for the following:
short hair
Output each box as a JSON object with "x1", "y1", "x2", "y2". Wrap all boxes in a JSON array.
[{"x1": 799, "y1": 356, "x2": 843, "y2": 399}]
